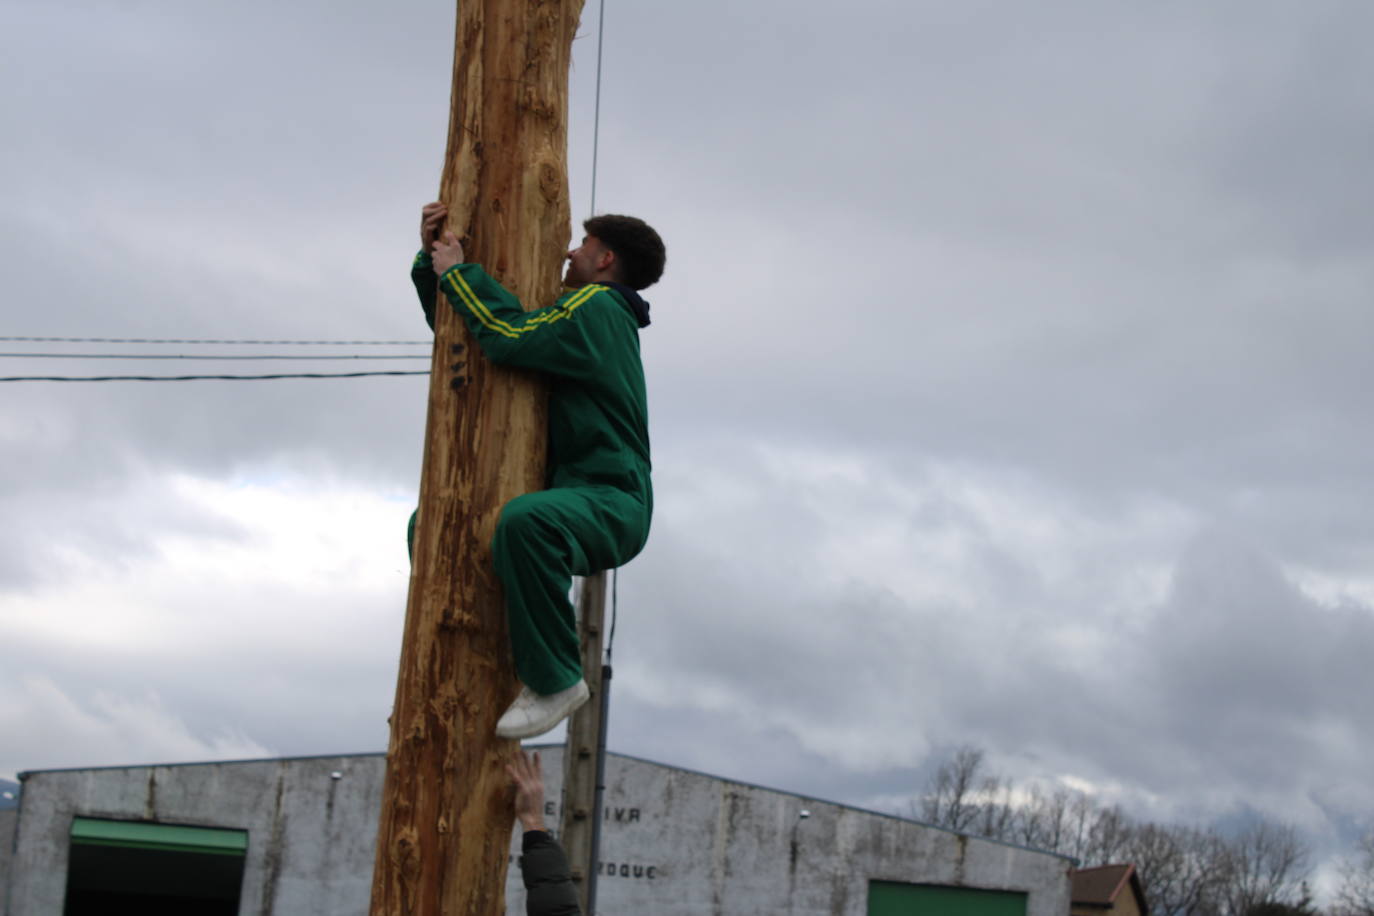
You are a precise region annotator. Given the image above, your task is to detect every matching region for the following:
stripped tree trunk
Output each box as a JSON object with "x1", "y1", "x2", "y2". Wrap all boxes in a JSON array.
[{"x1": 369, "y1": 1, "x2": 584, "y2": 913}]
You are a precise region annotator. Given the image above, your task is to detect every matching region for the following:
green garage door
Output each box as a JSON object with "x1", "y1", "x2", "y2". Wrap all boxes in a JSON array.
[
  {"x1": 64, "y1": 817, "x2": 248, "y2": 916},
  {"x1": 869, "y1": 880, "x2": 1027, "y2": 916}
]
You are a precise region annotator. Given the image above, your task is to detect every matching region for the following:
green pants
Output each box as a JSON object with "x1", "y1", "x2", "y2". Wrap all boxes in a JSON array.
[{"x1": 409, "y1": 485, "x2": 649, "y2": 695}]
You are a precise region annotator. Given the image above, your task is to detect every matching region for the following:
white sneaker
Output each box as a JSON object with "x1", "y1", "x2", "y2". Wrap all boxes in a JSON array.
[{"x1": 495, "y1": 680, "x2": 591, "y2": 739}]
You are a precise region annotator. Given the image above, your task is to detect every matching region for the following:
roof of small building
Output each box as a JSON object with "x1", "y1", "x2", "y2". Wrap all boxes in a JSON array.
[{"x1": 1071, "y1": 863, "x2": 1147, "y2": 911}]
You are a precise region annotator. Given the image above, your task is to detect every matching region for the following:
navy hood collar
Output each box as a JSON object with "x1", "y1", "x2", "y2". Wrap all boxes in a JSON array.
[{"x1": 606, "y1": 282, "x2": 651, "y2": 328}]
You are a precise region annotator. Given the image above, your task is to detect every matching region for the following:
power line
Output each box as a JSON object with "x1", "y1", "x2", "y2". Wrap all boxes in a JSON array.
[
  {"x1": 589, "y1": 0, "x2": 606, "y2": 217},
  {"x1": 0, "y1": 336, "x2": 431, "y2": 345},
  {"x1": 0, "y1": 352, "x2": 428, "y2": 361},
  {"x1": 0, "y1": 371, "x2": 430, "y2": 383}
]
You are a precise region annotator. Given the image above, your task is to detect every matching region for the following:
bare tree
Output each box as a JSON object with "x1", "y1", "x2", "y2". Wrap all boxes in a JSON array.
[
  {"x1": 1241, "y1": 902, "x2": 1318, "y2": 916},
  {"x1": 1080, "y1": 803, "x2": 1134, "y2": 866},
  {"x1": 1125, "y1": 822, "x2": 1227, "y2": 916},
  {"x1": 919, "y1": 745, "x2": 987, "y2": 833},
  {"x1": 1014, "y1": 785, "x2": 1074, "y2": 854},
  {"x1": 975, "y1": 773, "x2": 1017, "y2": 843},
  {"x1": 911, "y1": 747, "x2": 1322, "y2": 916},
  {"x1": 1334, "y1": 829, "x2": 1374, "y2": 916},
  {"x1": 1062, "y1": 789, "x2": 1102, "y2": 863},
  {"x1": 1218, "y1": 820, "x2": 1313, "y2": 916}
]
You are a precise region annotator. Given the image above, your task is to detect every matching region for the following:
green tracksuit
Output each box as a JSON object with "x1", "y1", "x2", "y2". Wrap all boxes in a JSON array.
[{"x1": 411, "y1": 251, "x2": 653, "y2": 695}]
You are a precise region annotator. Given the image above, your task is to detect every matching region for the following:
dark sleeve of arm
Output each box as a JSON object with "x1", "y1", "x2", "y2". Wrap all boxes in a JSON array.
[
  {"x1": 519, "y1": 831, "x2": 582, "y2": 916},
  {"x1": 411, "y1": 250, "x2": 437, "y2": 331},
  {"x1": 436, "y1": 264, "x2": 606, "y2": 379}
]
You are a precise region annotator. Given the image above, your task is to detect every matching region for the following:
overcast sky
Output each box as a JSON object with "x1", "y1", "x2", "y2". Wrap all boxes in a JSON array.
[{"x1": 4, "y1": 0, "x2": 1373, "y2": 901}]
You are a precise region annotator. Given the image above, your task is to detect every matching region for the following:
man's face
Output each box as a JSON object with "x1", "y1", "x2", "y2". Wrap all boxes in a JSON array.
[{"x1": 564, "y1": 235, "x2": 611, "y2": 286}]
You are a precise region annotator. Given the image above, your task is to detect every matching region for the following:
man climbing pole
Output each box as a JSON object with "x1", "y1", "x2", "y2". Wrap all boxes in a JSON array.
[{"x1": 410, "y1": 201, "x2": 666, "y2": 739}]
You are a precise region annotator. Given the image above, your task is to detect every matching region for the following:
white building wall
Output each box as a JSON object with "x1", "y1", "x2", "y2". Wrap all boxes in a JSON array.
[{"x1": 6, "y1": 750, "x2": 1072, "y2": 916}]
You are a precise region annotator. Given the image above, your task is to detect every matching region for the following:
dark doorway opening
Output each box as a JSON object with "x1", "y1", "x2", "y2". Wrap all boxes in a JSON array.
[{"x1": 64, "y1": 818, "x2": 247, "y2": 916}]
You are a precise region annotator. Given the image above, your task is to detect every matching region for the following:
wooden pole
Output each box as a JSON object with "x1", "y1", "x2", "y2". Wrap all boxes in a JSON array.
[
  {"x1": 560, "y1": 572, "x2": 609, "y2": 912},
  {"x1": 369, "y1": 1, "x2": 584, "y2": 914}
]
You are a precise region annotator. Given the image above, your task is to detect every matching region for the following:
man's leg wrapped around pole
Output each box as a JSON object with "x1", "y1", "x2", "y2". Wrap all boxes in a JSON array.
[{"x1": 492, "y1": 486, "x2": 649, "y2": 695}]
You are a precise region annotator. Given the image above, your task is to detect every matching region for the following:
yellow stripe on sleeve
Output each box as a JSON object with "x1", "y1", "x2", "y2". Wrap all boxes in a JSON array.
[
  {"x1": 444, "y1": 270, "x2": 521, "y2": 337},
  {"x1": 442, "y1": 271, "x2": 607, "y2": 339}
]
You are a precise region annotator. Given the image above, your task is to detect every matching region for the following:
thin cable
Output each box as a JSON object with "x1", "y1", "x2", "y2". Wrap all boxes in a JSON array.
[
  {"x1": 0, "y1": 352, "x2": 428, "y2": 361},
  {"x1": 584, "y1": 27, "x2": 614, "y2": 907},
  {"x1": 589, "y1": 0, "x2": 617, "y2": 669},
  {"x1": 0, "y1": 371, "x2": 429, "y2": 383},
  {"x1": 0, "y1": 354, "x2": 428, "y2": 359},
  {"x1": 0, "y1": 336, "x2": 430, "y2": 345},
  {"x1": 606, "y1": 568, "x2": 618, "y2": 664},
  {"x1": 588, "y1": 0, "x2": 606, "y2": 217}
]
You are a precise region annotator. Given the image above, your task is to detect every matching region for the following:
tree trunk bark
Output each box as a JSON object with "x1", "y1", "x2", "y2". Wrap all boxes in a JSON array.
[{"x1": 369, "y1": 1, "x2": 584, "y2": 913}]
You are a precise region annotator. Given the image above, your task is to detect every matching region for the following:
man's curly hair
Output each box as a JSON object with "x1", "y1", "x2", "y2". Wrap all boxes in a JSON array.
[{"x1": 584, "y1": 214, "x2": 666, "y2": 290}]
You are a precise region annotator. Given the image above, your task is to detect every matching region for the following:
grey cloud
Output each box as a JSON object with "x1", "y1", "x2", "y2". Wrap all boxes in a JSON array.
[
  {"x1": 4, "y1": 0, "x2": 1374, "y2": 901},
  {"x1": 1136, "y1": 532, "x2": 1374, "y2": 794},
  {"x1": 612, "y1": 445, "x2": 1374, "y2": 835}
]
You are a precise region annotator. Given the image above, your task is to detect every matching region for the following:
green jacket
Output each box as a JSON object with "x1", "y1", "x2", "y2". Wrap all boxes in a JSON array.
[{"x1": 412, "y1": 251, "x2": 652, "y2": 505}]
